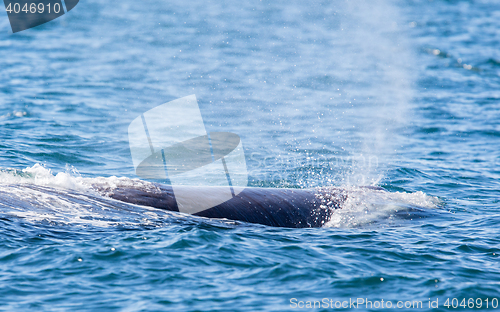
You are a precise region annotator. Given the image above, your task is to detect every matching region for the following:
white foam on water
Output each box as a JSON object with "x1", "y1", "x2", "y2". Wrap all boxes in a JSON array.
[
  {"x1": 0, "y1": 164, "x2": 89, "y2": 191},
  {"x1": 0, "y1": 163, "x2": 162, "y2": 195},
  {"x1": 0, "y1": 164, "x2": 172, "y2": 227},
  {"x1": 324, "y1": 187, "x2": 441, "y2": 228}
]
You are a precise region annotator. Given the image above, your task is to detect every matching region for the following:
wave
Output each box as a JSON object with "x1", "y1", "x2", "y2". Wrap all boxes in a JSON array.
[{"x1": 0, "y1": 164, "x2": 442, "y2": 228}]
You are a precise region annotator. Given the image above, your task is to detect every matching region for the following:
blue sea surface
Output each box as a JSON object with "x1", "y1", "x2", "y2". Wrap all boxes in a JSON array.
[{"x1": 0, "y1": 0, "x2": 499, "y2": 311}]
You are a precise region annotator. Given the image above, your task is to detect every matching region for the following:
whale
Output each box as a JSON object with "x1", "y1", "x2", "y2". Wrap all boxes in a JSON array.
[{"x1": 94, "y1": 182, "x2": 385, "y2": 228}]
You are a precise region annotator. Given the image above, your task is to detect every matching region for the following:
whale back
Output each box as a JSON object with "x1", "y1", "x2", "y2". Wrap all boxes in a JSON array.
[{"x1": 103, "y1": 184, "x2": 348, "y2": 228}]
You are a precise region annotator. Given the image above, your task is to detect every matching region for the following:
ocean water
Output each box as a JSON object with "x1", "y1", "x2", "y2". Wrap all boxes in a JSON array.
[{"x1": 0, "y1": 0, "x2": 499, "y2": 310}]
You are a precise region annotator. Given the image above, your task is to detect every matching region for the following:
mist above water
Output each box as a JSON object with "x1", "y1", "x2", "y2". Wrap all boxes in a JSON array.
[{"x1": 233, "y1": 0, "x2": 416, "y2": 187}]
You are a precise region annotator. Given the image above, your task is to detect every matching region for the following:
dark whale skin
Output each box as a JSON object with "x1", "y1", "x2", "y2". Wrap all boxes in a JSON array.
[{"x1": 104, "y1": 184, "x2": 352, "y2": 228}]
